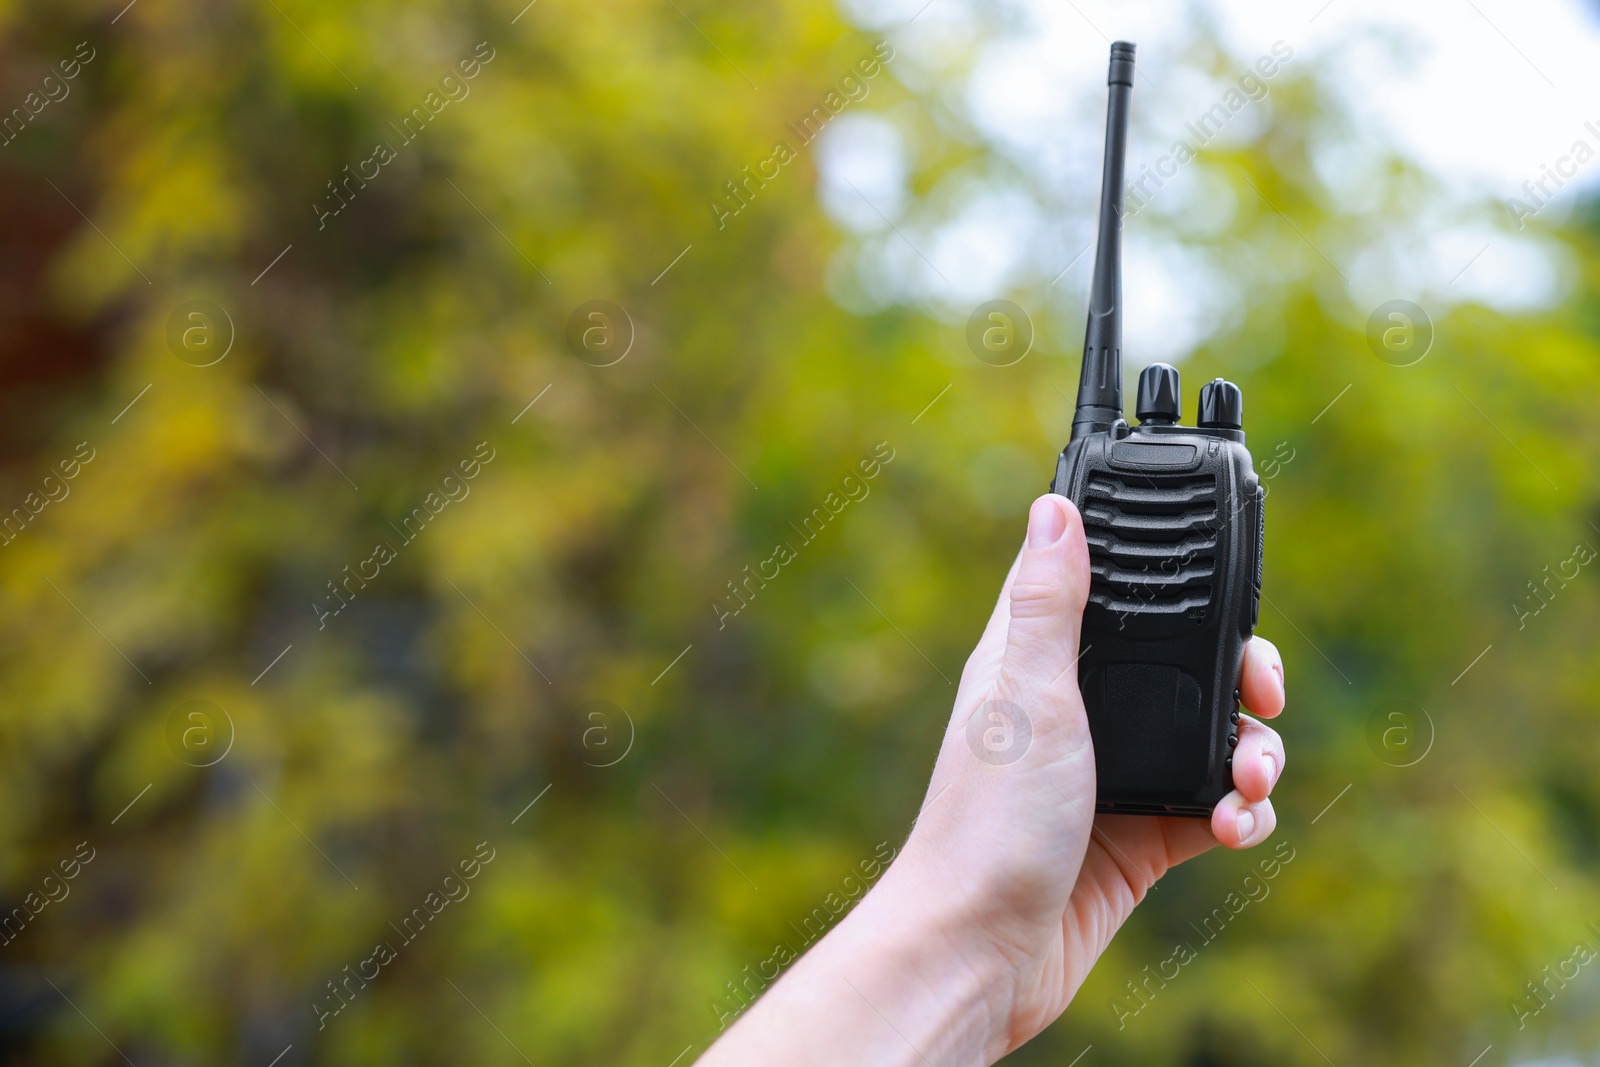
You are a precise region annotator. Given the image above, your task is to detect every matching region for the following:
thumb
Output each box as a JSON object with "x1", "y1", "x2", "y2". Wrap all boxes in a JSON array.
[{"x1": 1000, "y1": 494, "x2": 1091, "y2": 695}]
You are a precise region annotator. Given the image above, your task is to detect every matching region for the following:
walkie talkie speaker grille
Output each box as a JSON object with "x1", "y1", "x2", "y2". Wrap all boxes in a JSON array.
[{"x1": 1081, "y1": 470, "x2": 1219, "y2": 617}]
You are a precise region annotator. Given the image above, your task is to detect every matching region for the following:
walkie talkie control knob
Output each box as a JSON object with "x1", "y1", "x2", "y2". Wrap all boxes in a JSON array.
[
  {"x1": 1198, "y1": 378, "x2": 1243, "y2": 429},
  {"x1": 1135, "y1": 363, "x2": 1181, "y2": 425}
]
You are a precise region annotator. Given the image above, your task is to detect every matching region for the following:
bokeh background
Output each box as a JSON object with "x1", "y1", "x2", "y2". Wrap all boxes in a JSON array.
[{"x1": 3, "y1": 0, "x2": 1600, "y2": 1063}]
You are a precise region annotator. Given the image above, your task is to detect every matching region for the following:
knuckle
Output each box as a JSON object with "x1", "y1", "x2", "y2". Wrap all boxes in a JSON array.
[
  {"x1": 1255, "y1": 798, "x2": 1277, "y2": 829},
  {"x1": 1243, "y1": 716, "x2": 1281, "y2": 745},
  {"x1": 1008, "y1": 578, "x2": 1065, "y2": 621}
]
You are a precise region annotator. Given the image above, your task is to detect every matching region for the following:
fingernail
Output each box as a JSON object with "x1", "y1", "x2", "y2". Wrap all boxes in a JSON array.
[
  {"x1": 1262, "y1": 753, "x2": 1278, "y2": 789},
  {"x1": 1272, "y1": 662, "x2": 1285, "y2": 702},
  {"x1": 1027, "y1": 496, "x2": 1067, "y2": 548},
  {"x1": 1236, "y1": 808, "x2": 1256, "y2": 841}
]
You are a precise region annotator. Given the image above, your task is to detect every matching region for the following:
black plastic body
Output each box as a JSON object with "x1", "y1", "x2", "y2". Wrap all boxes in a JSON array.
[{"x1": 1052, "y1": 421, "x2": 1264, "y2": 817}]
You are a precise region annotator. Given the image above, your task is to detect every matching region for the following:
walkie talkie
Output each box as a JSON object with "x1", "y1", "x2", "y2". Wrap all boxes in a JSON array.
[{"x1": 1051, "y1": 41, "x2": 1265, "y2": 817}]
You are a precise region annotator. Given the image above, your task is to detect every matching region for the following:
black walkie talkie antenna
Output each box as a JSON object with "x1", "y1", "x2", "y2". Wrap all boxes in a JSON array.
[{"x1": 1070, "y1": 41, "x2": 1135, "y2": 442}]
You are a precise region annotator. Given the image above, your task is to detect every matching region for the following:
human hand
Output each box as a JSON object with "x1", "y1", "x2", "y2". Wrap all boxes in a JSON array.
[
  {"x1": 892, "y1": 492, "x2": 1287, "y2": 1057},
  {"x1": 698, "y1": 493, "x2": 1286, "y2": 1066}
]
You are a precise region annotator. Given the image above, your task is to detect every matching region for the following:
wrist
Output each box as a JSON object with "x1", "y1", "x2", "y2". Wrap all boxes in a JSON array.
[
  {"x1": 702, "y1": 843, "x2": 1017, "y2": 1067},
  {"x1": 857, "y1": 840, "x2": 1023, "y2": 1063}
]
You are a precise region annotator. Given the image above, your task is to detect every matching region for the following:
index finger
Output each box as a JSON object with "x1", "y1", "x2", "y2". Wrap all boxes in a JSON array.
[{"x1": 1239, "y1": 635, "x2": 1284, "y2": 720}]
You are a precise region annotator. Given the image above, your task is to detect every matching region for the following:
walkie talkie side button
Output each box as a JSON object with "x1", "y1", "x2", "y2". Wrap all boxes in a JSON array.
[{"x1": 1251, "y1": 487, "x2": 1265, "y2": 626}]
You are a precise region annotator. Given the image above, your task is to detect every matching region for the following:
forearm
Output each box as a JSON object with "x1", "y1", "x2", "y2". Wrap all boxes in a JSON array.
[{"x1": 699, "y1": 852, "x2": 1013, "y2": 1067}]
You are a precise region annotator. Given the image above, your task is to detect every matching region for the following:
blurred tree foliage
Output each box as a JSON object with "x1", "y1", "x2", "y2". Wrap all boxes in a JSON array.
[{"x1": 1, "y1": 0, "x2": 1599, "y2": 1065}]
